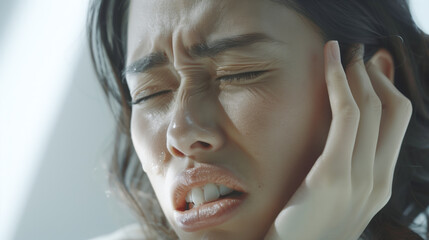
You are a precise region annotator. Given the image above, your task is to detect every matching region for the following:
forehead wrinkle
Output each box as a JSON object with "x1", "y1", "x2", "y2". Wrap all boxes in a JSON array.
[
  {"x1": 188, "y1": 33, "x2": 284, "y2": 60},
  {"x1": 127, "y1": 0, "x2": 234, "y2": 79},
  {"x1": 127, "y1": 0, "x2": 221, "y2": 58},
  {"x1": 169, "y1": 1, "x2": 224, "y2": 63}
]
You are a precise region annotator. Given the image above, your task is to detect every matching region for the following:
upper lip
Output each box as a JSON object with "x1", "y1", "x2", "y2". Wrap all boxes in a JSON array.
[{"x1": 171, "y1": 165, "x2": 247, "y2": 211}]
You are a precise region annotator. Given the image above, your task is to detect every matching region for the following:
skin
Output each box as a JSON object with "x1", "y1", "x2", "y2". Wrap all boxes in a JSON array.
[{"x1": 125, "y1": 0, "x2": 413, "y2": 239}]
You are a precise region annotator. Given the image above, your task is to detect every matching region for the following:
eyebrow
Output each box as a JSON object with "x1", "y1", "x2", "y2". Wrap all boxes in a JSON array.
[{"x1": 123, "y1": 33, "x2": 280, "y2": 78}]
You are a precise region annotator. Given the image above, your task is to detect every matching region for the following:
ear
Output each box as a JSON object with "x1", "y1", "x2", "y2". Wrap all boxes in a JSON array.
[{"x1": 367, "y1": 49, "x2": 395, "y2": 84}]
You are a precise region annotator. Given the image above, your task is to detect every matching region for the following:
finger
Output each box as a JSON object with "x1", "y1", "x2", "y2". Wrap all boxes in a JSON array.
[
  {"x1": 366, "y1": 62, "x2": 413, "y2": 197},
  {"x1": 344, "y1": 45, "x2": 381, "y2": 190},
  {"x1": 315, "y1": 41, "x2": 360, "y2": 180}
]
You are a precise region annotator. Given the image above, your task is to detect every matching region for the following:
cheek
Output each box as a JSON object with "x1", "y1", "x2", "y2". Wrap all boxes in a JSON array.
[
  {"x1": 222, "y1": 82, "x2": 317, "y2": 170},
  {"x1": 220, "y1": 50, "x2": 330, "y2": 199},
  {"x1": 217, "y1": 75, "x2": 328, "y2": 234},
  {"x1": 130, "y1": 112, "x2": 169, "y2": 176}
]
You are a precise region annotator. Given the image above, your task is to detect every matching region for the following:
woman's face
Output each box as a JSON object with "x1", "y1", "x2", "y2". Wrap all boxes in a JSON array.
[{"x1": 126, "y1": 0, "x2": 332, "y2": 238}]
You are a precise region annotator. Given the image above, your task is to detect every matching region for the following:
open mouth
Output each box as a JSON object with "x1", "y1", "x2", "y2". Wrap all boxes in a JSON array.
[
  {"x1": 176, "y1": 182, "x2": 246, "y2": 211},
  {"x1": 174, "y1": 189, "x2": 247, "y2": 232},
  {"x1": 172, "y1": 165, "x2": 248, "y2": 232},
  {"x1": 183, "y1": 191, "x2": 244, "y2": 211}
]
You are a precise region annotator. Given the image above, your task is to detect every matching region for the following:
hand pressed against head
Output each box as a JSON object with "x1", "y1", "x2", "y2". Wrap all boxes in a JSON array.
[{"x1": 125, "y1": 0, "x2": 331, "y2": 239}]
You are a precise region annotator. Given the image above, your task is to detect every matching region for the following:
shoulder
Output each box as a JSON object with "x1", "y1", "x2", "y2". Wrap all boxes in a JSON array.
[{"x1": 89, "y1": 223, "x2": 146, "y2": 240}]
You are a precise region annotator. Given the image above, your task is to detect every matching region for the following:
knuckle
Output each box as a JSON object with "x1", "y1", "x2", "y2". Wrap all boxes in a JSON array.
[
  {"x1": 392, "y1": 95, "x2": 412, "y2": 111},
  {"x1": 337, "y1": 103, "x2": 360, "y2": 120},
  {"x1": 365, "y1": 94, "x2": 382, "y2": 112},
  {"x1": 399, "y1": 97, "x2": 413, "y2": 113},
  {"x1": 390, "y1": 96, "x2": 413, "y2": 119}
]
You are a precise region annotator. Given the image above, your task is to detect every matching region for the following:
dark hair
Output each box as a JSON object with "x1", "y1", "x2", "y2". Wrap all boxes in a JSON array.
[{"x1": 87, "y1": 0, "x2": 429, "y2": 239}]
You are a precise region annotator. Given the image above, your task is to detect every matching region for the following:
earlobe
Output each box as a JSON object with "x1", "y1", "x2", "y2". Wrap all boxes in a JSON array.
[{"x1": 367, "y1": 49, "x2": 395, "y2": 84}]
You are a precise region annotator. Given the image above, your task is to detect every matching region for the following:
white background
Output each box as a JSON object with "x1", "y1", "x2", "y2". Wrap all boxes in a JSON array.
[{"x1": 0, "y1": 0, "x2": 427, "y2": 239}]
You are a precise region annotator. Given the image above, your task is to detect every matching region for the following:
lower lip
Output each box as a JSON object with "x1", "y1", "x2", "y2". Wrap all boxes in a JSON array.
[{"x1": 173, "y1": 197, "x2": 246, "y2": 232}]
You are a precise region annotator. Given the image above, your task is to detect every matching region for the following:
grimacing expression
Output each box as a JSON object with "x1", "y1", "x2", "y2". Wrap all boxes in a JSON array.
[{"x1": 126, "y1": 0, "x2": 332, "y2": 239}]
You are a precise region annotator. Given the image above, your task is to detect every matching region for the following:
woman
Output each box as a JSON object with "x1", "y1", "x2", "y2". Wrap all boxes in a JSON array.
[{"x1": 87, "y1": 0, "x2": 429, "y2": 239}]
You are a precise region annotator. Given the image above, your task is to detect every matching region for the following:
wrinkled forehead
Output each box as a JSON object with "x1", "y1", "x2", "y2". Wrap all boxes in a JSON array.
[
  {"x1": 128, "y1": 0, "x2": 224, "y2": 36},
  {"x1": 126, "y1": 0, "x2": 275, "y2": 62}
]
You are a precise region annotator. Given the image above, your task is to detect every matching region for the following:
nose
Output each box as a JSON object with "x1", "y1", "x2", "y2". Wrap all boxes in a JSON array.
[{"x1": 166, "y1": 91, "x2": 225, "y2": 159}]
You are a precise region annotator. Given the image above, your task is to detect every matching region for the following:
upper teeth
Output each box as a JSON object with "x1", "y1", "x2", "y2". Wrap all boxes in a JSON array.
[{"x1": 185, "y1": 183, "x2": 234, "y2": 206}]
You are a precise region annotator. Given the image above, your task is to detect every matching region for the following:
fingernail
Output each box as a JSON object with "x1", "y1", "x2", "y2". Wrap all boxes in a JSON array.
[{"x1": 329, "y1": 41, "x2": 341, "y2": 62}]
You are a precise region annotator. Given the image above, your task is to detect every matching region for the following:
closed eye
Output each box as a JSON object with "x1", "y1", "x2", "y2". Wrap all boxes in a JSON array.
[
  {"x1": 216, "y1": 70, "x2": 268, "y2": 82},
  {"x1": 129, "y1": 90, "x2": 172, "y2": 105},
  {"x1": 130, "y1": 71, "x2": 267, "y2": 105}
]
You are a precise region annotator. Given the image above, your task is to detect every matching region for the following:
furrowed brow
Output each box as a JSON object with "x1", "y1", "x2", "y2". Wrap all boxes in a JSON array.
[
  {"x1": 123, "y1": 52, "x2": 168, "y2": 79},
  {"x1": 123, "y1": 33, "x2": 279, "y2": 79},
  {"x1": 189, "y1": 32, "x2": 278, "y2": 58}
]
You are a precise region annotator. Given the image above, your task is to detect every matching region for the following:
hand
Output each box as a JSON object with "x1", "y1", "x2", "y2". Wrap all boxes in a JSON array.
[{"x1": 265, "y1": 41, "x2": 413, "y2": 240}]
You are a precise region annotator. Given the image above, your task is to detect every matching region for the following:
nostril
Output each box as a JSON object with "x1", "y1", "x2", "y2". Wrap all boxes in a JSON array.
[
  {"x1": 191, "y1": 141, "x2": 212, "y2": 150},
  {"x1": 171, "y1": 147, "x2": 185, "y2": 157}
]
